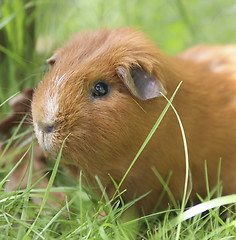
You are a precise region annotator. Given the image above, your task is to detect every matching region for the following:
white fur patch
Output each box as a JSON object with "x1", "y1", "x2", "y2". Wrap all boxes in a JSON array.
[
  {"x1": 43, "y1": 71, "x2": 80, "y2": 123},
  {"x1": 52, "y1": 73, "x2": 66, "y2": 88},
  {"x1": 52, "y1": 71, "x2": 75, "y2": 88},
  {"x1": 45, "y1": 90, "x2": 59, "y2": 122},
  {"x1": 44, "y1": 74, "x2": 63, "y2": 123},
  {"x1": 44, "y1": 72, "x2": 73, "y2": 122}
]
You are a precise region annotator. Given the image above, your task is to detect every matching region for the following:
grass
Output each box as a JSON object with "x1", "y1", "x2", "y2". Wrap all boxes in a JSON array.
[{"x1": 0, "y1": 0, "x2": 236, "y2": 239}]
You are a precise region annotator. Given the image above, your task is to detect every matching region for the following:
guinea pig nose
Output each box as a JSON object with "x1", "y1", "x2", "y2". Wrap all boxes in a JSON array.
[
  {"x1": 44, "y1": 124, "x2": 56, "y2": 134},
  {"x1": 38, "y1": 122, "x2": 57, "y2": 134}
]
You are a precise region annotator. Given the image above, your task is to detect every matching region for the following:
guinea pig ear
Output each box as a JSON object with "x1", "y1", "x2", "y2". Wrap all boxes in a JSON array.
[
  {"x1": 46, "y1": 55, "x2": 57, "y2": 66},
  {"x1": 117, "y1": 65, "x2": 167, "y2": 100}
]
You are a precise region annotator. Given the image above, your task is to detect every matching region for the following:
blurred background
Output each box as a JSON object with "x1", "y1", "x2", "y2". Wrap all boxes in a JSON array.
[{"x1": 0, "y1": 0, "x2": 236, "y2": 114}]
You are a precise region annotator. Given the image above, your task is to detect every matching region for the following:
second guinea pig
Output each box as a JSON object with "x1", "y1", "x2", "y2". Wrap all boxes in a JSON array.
[{"x1": 32, "y1": 28, "x2": 236, "y2": 214}]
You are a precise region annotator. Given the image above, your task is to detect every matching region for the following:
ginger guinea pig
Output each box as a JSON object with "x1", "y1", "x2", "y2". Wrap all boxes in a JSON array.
[{"x1": 32, "y1": 28, "x2": 236, "y2": 214}]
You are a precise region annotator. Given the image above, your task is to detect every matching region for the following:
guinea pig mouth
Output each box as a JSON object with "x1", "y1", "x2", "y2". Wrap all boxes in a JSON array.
[
  {"x1": 34, "y1": 122, "x2": 57, "y2": 156},
  {"x1": 41, "y1": 139, "x2": 52, "y2": 153},
  {"x1": 38, "y1": 134, "x2": 54, "y2": 154}
]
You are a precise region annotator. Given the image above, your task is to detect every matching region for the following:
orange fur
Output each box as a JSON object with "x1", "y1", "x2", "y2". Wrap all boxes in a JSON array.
[{"x1": 32, "y1": 28, "x2": 236, "y2": 214}]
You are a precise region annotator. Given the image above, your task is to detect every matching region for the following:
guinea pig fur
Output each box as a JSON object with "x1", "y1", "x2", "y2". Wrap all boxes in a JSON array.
[{"x1": 32, "y1": 28, "x2": 236, "y2": 214}]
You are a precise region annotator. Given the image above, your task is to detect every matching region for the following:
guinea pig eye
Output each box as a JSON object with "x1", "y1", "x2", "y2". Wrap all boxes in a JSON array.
[{"x1": 92, "y1": 81, "x2": 110, "y2": 98}]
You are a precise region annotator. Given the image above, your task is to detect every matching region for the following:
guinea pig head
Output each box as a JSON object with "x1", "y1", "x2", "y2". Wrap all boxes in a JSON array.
[{"x1": 31, "y1": 28, "x2": 169, "y2": 186}]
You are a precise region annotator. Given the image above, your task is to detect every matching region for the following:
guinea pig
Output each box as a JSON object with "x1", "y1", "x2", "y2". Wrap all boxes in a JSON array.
[{"x1": 31, "y1": 27, "x2": 236, "y2": 214}]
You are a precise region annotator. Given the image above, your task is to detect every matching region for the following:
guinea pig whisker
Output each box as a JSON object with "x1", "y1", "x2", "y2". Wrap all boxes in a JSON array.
[{"x1": 131, "y1": 97, "x2": 146, "y2": 113}]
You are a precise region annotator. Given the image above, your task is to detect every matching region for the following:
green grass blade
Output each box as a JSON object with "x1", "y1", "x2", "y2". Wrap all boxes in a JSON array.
[
  {"x1": 17, "y1": 141, "x2": 34, "y2": 239},
  {"x1": 0, "y1": 45, "x2": 27, "y2": 68},
  {"x1": 115, "y1": 82, "x2": 182, "y2": 197},
  {"x1": 4, "y1": 212, "x2": 41, "y2": 237},
  {"x1": 160, "y1": 92, "x2": 190, "y2": 239},
  {"x1": 35, "y1": 197, "x2": 77, "y2": 240},
  {"x1": 0, "y1": 92, "x2": 19, "y2": 107},
  {"x1": 23, "y1": 135, "x2": 69, "y2": 239},
  {"x1": 152, "y1": 168, "x2": 178, "y2": 210},
  {"x1": 0, "y1": 115, "x2": 27, "y2": 161},
  {"x1": 0, "y1": 146, "x2": 30, "y2": 189},
  {"x1": 79, "y1": 170, "x2": 83, "y2": 240},
  {"x1": 176, "y1": 194, "x2": 236, "y2": 222},
  {"x1": 0, "y1": 12, "x2": 18, "y2": 30}
]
